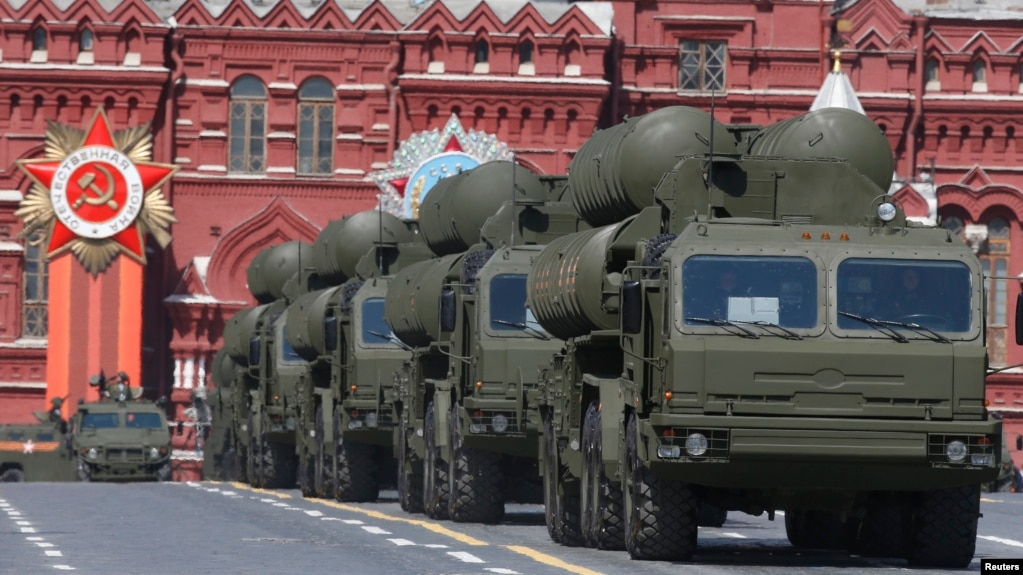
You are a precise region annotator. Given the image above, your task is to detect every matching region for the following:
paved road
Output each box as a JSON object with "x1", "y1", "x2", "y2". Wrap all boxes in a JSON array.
[{"x1": 1, "y1": 483, "x2": 1020, "y2": 575}]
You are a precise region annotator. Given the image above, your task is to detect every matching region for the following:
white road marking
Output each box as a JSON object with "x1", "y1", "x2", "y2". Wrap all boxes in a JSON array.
[
  {"x1": 388, "y1": 538, "x2": 417, "y2": 546},
  {"x1": 7, "y1": 511, "x2": 22, "y2": 516},
  {"x1": 362, "y1": 526, "x2": 391, "y2": 535},
  {"x1": 26, "y1": 537, "x2": 43, "y2": 541},
  {"x1": 485, "y1": 569, "x2": 520, "y2": 574},
  {"x1": 45, "y1": 550, "x2": 63, "y2": 557},
  {"x1": 341, "y1": 519, "x2": 364, "y2": 525},
  {"x1": 221, "y1": 491, "x2": 237, "y2": 496},
  {"x1": 21, "y1": 527, "x2": 37, "y2": 533},
  {"x1": 720, "y1": 532, "x2": 747, "y2": 539},
  {"x1": 320, "y1": 517, "x2": 343, "y2": 522},
  {"x1": 53, "y1": 565, "x2": 75, "y2": 570},
  {"x1": 205, "y1": 488, "x2": 221, "y2": 493},
  {"x1": 776, "y1": 511, "x2": 785, "y2": 516},
  {"x1": 272, "y1": 502, "x2": 290, "y2": 507},
  {"x1": 16, "y1": 521, "x2": 31, "y2": 526},
  {"x1": 448, "y1": 551, "x2": 485, "y2": 563},
  {"x1": 36, "y1": 542, "x2": 55, "y2": 548},
  {"x1": 262, "y1": 499, "x2": 279, "y2": 503},
  {"x1": 979, "y1": 535, "x2": 1023, "y2": 549},
  {"x1": 304, "y1": 510, "x2": 323, "y2": 517},
  {"x1": 423, "y1": 544, "x2": 450, "y2": 549}
]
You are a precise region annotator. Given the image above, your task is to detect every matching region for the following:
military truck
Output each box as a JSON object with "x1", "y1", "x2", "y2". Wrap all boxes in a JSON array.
[
  {"x1": 0, "y1": 399, "x2": 74, "y2": 482},
  {"x1": 284, "y1": 209, "x2": 432, "y2": 501},
  {"x1": 527, "y1": 106, "x2": 1002, "y2": 567},
  {"x1": 203, "y1": 349, "x2": 241, "y2": 481},
  {"x1": 387, "y1": 161, "x2": 595, "y2": 522},
  {"x1": 71, "y1": 374, "x2": 172, "y2": 481}
]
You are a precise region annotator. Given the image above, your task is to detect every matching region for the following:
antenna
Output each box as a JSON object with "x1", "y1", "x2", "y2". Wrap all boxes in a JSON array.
[
  {"x1": 708, "y1": 89, "x2": 715, "y2": 195},
  {"x1": 510, "y1": 152, "x2": 516, "y2": 248},
  {"x1": 378, "y1": 194, "x2": 384, "y2": 275}
]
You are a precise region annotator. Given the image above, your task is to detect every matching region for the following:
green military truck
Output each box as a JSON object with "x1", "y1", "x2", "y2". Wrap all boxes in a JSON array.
[
  {"x1": 0, "y1": 400, "x2": 74, "y2": 482},
  {"x1": 71, "y1": 376, "x2": 172, "y2": 481},
  {"x1": 528, "y1": 106, "x2": 1002, "y2": 567}
]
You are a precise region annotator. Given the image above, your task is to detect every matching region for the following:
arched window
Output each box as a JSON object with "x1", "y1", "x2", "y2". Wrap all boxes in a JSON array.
[
  {"x1": 78, "y1": 29, "x2": 95, "y2": 65},
  {"x1": 474, "y1": 39, "x2": 490, "y2": 74},
  {"x1": 982, "y1": 216, "x2": 1010, "y2": 364},
  {"x1": 123, "y1": 29, "x2": 141, "y2": 67},
  {"x1": 297, "y1": 78, "x2": 335, "y2": 176},
  {"x1": 564, "y1": 41, "x2": 581, "y2": 77},
  {"x1": 229, "y1": 76, "x2": 267, "y2": 173},
  {"x1": 518, "y1": 40, "x2": 535, "y2": 76},
  {"x1": 427, "y1": 34, "x2": 445, "y2": 74},
  {"x1": 972, "y1": 60, "x2": 988, "y2": 93},
  {"x1": 31, "y1": 27, "x2": 47, "y2": 63},
  {"x1": 925, "y1": 58, "x2": 940, "y2": 91},
  {"x1": 22, "y1": 232, "x2": 48, "y2": 339}
]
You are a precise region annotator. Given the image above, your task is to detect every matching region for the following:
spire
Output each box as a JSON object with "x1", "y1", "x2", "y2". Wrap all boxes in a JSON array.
[{"x1": 811, "y1": 50, "x2": 865, "y2": 115}]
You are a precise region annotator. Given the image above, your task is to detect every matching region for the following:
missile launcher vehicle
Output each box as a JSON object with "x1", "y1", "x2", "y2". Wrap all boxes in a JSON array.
[{"x1": 527, "y1": 106, "x2": 1003, "y2": 567}]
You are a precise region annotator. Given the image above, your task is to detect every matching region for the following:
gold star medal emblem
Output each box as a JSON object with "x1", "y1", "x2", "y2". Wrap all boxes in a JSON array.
[{"x1": 15, "y1": 108, "x2": 179, "y2": 275}]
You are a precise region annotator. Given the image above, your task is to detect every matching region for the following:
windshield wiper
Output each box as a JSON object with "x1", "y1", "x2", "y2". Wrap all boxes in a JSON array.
[
  {"x1": 368, "y1": 330, "x2": 412, "y2": 350},
  {"x1": 492, "y1": 319, "x2": 550, "y2": 340},
  {"x1": 685, "y1": 317, "x2": 760, "y2": 339},
  {"x1": 838, "y1": 312, "x2": 908, "y2": 343},
  {"x1": 870, "y1": 319, "x2": 951, "y2": 344},
  {"x1": 733, "y1": 320, "x2": 803, "y2": 340}
]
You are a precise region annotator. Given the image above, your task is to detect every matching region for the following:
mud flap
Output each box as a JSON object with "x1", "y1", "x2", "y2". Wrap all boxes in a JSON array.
[
  {"x1": 583, "y1": 374, "x2": 624, "y2": 480},
  {"x1": 318, "y1": 389, "x2": 334, "y2": 452}
]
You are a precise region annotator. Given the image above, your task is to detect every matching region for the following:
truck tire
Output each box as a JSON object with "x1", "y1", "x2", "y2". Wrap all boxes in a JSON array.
[
  {"x1": 0, "y1": 468, "x2": 26, "y2": 482},
  {"x1": 906, "y1": 484, "x2": 980, "y2": 568},
  {"x1": 398, "y1": 412, "x2": 424, "y2": 513},
  {"x1": 156, "y1": 462, "x2": 173, "y2": 482},
  {"x1": 313, "y1": 406, "x2": 334, "y2": 499},
  {"x1": 296, "y1": 411, "x2": 315, "y2": 497},
  {"x1": 246, "y1": 413, "x2": 261, "y2": 487},
  {"x1": 542, "y1": 409, "x2": 583, "y2": 545},
  {"x1": 422, "y1": 402, "x2": 450, "y2": 519},
  {"x1": 75, "y1": 456, "x2": 91, "y2": 482},
  {"x1": 261, "y1": 439, "x2": 297, "y2": 489},
  {"x1": 698, "y1": 504, "x2": 728, "y2": 528},
  {"x1": 335, "y1": 437, "x2": 379, "y2": 502},
  {"x1": 850, "y1": 492, "x2": 905, "y2": 557},
  {"x1": 624, "y1": 414, "x2": 698, "y2": 560},
  {"x1": 447, "y1": 407, "x2": 504, "y2": 523},
  {"x1": 581, "y1": 402, "x2": 625, "y2": 549}
]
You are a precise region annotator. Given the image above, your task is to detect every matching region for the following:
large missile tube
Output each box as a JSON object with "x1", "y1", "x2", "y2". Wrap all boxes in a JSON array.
[
  {"x1": 568, "y1": 106, "x2": 737, "y2": 227},
  {"x1": 210, "y1": 348, "x2": 238, "y2": 391},
  {"x1": 526, "y1": 222, "x2": 631, "y2": 341},
  {"x1": 283, "y1": 287, "x2": 342, "y2": 361},
  {"x1": 247, "y1": 241, "x2": 314, "y2": 304},
  {"x1": 384, "y1": 253, "x2": 463, "y2": 347},
  {"x1": 745, "y1": 107, "x2": 895, "y2": 193},
  {"x1": 223, "y1": 305, "x2": 272, "y2": 365},
  {"x1": 417, "y1": 161, "x2": 547, "y2": 256},
  {"x1": 313, "y1": 209, "x2": 415, "y2": 286}
]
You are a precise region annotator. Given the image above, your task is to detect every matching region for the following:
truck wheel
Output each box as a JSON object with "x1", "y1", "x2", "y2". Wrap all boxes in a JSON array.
[
  {"x1": 906, "y1": 484, "x2": 980, "y2": 568},
  {"x1": 0, "y1": 468, "x2": 26, "y2": 482},
  {"x1": 581, "y1": 402, "x2": 625, "y2": 549},
  {"x1": 850, "y1": 492, "x2": 906, "y2": 557},
  {"x1": 296, "y1": 413, "x2": 314, "y2": 497},
  {"x1": 313, "y1": 406, "x2": 334, "y2": 499},
  {"x1": 542, "y1": 410, "x2": 563, "y2": 542},
  {"x1": 246, "y1": 414, "x2": 261, "y2": 487},
  {"x1": 398, "y1": 412, "x2": 424, "y2": 513},
  {"x1": 447, "y1": 407, "x2": 504, "y2": 523},
  {"x1": 74, "y1": 456, "x2": 91, "y2": 482},
  {"x1": 698, "y1": 504, "x2": 728, "y2": 528},
  {"x1": 336, "y1": 437, "x2": 379, "y2": 502},
  {"x1": 156, "y1": 462, "x2": 172, "y2": 482},
  {"x1": 624, "y1": 414, "x2": 698, "y2": 560},
  {"x1": 422, "y1": 402, "x2": 450, "y2": 519},
  {"x1": 785, "y1": 510, "x2": 847, "y2": 549},
  {"x1": 542, "y1": 408, "x2": 583, "y2": 545}
]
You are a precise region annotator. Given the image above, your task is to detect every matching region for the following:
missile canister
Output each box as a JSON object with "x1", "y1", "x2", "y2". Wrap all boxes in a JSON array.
[
  {"x1": 223, "y1": 305, "x2": 271, "y2": 364},
  {"x1": 210, "y1": 348, "x2": 237, "y2": 390},
  {"x1": 527, "y1": 223, "x2": 629, "y2": 340},
  {"x1": 746, "y1": 107, "x2": 894, "y2": 193},
  {"x1": 568, "y1": 106, "x2": 737, "y2": 227},
  {"x1": 384, "y1": 254, "x2": 462, "y2": 347},
  {"x1": 283, "y1": 286, "x2": 342, "y2": 361},
  {"x1": 247, "y1": 241, "x2": 314, "y2": 304},
  {"x1": 313, "y1": 210, "x2": 414, "y2": 286},
  {"x1": 418, "y1": 161, "x2": 546, "y2": 256}
]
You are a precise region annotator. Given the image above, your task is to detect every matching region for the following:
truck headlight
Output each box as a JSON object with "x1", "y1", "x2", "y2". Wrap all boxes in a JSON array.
[
  {"x1": 149, "y1": 447, "x2": 160, "y2": 459},
  {"x1": 365, "y1": 412, "x2": 378, "y2": 428},
  {"x1": 87, "y1": 448, "x2": 98, "y2": 460},
  {"x1": 492, "y1": 414, "x2": 509, "y2": 433},
  {"x1": 685, "y1": 433, "x2": 708, "y2": 457},
  {"x1": 946, "y1": 440, "x2": 967, "y2": 462}
]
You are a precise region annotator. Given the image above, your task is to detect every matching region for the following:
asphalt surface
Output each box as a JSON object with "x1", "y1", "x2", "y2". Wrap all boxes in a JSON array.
[{"x1": 1, "y1": 483, "x2": 1020, "y2": 575}]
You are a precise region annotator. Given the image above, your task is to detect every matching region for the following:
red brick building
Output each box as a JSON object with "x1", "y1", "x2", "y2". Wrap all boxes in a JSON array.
[{"x1": 1, "y1": 0, "x2": 1020, "y2": 476}]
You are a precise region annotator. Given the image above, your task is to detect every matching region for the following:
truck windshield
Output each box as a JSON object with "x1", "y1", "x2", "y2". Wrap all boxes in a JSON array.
[
  {"x1": 81, "y1": 413, "x2": 119, "y2": 429},
  {"x1": 683, "y1": 255, "x2": 818, "y2": 328},
  {"x1": 125, "y1": 412, "x2": 164, "y2": 429},
  {"x1": 489, "y1": 274, "x2": 549, "y2": 337},
  {"x1": 836, "y1": 258, "x2": 972, "y2": 333},
  {"x1": 361, "y1": 298, "x2": 399, "y2": 346}
]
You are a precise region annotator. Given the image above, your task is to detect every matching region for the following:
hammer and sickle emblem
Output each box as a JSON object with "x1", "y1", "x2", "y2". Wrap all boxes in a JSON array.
[{"x1": 72, "y1": 165, "x2": 119, "y2": 211}]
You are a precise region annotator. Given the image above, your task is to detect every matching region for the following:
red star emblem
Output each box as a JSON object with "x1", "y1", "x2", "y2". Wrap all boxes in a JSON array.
[
  {"x1": 388, "y1": 136, "x2": 464, "y2": 197},
  {"x1": 17, "y1": 109, "x2": 177, "y2": 264}
]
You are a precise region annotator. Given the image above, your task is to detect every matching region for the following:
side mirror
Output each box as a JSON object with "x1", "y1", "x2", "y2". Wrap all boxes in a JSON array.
[
  {"x1": 440, "y1": 287, "x2": 456, "y2": 333},
  {"x1": 324, "y1": 316, "x2": 338, "y2": 352},
  {"x1": 1016, "y1": 293, "x2": 1023, "y2": 345},
  {"x1": 622, "y1": 281, "x2": 642, "y2": 335}
]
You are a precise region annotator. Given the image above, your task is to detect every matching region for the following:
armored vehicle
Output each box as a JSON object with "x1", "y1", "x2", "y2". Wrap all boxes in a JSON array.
[
  {"x1": 388, "y1": 162, "x2": 593, "y2": 522},
  {"x1": 528, "y1": 106, "x2": 1002, "y2": 567},
  {"x1": 0, "y1": 400, "x2": 74, "y2": 482},
  {"x1": 71, "y1": 377, "x2": 172, "y2": 481}
]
